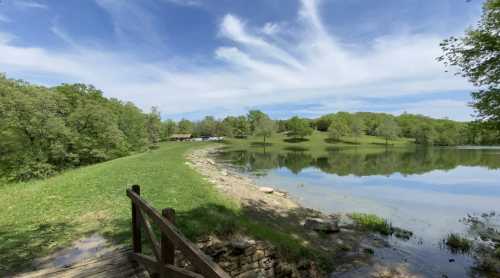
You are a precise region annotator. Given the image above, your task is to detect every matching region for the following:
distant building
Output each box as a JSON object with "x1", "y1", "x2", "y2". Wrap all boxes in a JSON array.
[{"x1": 169, "y1": 134, "x2": 192, "y2": 141}]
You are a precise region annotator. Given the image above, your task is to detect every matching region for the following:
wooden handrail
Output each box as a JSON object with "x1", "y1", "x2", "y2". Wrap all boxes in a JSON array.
[{"x1": 127, "y1": 185, "x2": 230, "y2": 278}]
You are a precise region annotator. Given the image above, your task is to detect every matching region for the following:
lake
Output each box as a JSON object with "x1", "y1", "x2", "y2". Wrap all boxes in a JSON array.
[{"x1": 216, "y1": 145, "x2": 500, "y2": 277}]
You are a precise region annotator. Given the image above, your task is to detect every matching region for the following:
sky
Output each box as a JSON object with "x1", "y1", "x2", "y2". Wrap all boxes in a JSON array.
[{"x1": 0, "y1": 0, "x2": 486, "y2": 121}]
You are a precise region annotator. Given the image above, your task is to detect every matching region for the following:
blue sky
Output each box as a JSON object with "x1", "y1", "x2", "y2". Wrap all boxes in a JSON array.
[{"x1": 0, "y1": 0, "x2": 485, "y2": 121}]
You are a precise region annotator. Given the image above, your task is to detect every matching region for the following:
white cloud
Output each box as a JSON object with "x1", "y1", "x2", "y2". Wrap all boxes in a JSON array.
[
  {"x1": 0, "y1": 0, "x2": 474, "y2": 120},
  {"x1": 13, "y1": 0, "x2": 48, "y2": 9}
]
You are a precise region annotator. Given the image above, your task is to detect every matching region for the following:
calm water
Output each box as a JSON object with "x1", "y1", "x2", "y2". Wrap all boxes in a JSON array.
[{"x1": 216, "y1": 146, "x2": 500, "y2": 277}]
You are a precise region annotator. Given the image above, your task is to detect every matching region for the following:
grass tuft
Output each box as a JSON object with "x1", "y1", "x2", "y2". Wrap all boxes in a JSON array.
[
  {"x1": 445, "y1": 233, "x2": 472, "y2": 253},
  {"x1": 351, "y1": 213, "x2": 392, "y2": 235}
]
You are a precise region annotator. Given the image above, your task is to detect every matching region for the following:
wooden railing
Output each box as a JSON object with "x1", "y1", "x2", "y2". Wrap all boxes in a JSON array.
[{"x1": 126, "y1": 185, "x2": 230, "y2": 278}]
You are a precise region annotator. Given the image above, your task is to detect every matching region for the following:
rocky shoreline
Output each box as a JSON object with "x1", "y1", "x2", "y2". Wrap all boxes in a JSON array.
[{"x1": 185, "y1": 146, "x2": 421, "y2": 278}]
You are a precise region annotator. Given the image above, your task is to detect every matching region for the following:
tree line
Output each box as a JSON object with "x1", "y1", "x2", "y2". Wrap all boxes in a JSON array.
[
  {"x1": 0, "y1": 75, "x2": 162, "y2": 181},
  {"x1": 163, "y1": 110, "x2": 497, "y2": 147}
]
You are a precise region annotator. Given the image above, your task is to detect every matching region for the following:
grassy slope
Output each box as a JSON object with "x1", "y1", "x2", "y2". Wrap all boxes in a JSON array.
[{"x1": 0, "y1": 142, "x2": 311, "y2": 274}]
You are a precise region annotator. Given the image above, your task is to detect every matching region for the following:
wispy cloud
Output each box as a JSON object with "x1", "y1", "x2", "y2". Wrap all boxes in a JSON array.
[
  {"x1": 0, "y1": 13, "x2": 10, "y2": 23},
  {"x1": 13, "y1": 0, "x2": 48, "y2": 9},
  {"x1": 0, "y1": 0, "x2": 473, "y2": 120},
  {"x1": 162, "y1": 0, "x2": 203, "y2": 7}
]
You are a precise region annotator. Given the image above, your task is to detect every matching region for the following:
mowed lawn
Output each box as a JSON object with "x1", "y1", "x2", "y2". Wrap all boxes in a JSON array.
[
  {"x1": 225, "y1": 131, "x2": 413, "y2": 154},
  {"x1": 0, "y1": 142, "x2": 240, "y2": 274}
]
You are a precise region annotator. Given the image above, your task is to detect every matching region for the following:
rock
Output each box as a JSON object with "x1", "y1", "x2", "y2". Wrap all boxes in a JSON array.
[
  {"x1": 304, "y1": 218, "x2": 340, "y2": 233},
  {"x1": 207, "y1": 159, "x2": 216, "y2": 165},
  {"x1": 258, "y1": 187, "x2": 274, "y2": 194},
  {"x1": 274, "y1": 190, "x2": 288, "y2": 197},
  {"x1": 337, "y1": 215, "x2": 355, "y2": 228},
  {"x1": 392, "y1": 227, "x2": 413, "y2": 240},
  {"x1": 221, "y1": 170, "x2": 228, "y2": 176}
]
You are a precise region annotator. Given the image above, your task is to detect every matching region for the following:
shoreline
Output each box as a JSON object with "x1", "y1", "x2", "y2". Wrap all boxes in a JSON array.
[
  {"x1": 186, "y1": 145, "x2": 424, "y2": 277},
  {"x1": 186, "y1": 146, "x2": 300, "y2": 213}
]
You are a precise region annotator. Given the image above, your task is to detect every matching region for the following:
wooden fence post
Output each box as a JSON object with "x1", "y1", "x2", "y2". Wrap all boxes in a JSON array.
[
  {"x1": 132, "y1": 184, "x2": 142, "y2": 253},
  {"x1": 161, "y1": 208, "x2": 176, "y2": 267}
]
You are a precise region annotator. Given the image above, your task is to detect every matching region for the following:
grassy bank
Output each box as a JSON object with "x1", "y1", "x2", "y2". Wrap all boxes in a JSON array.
[
  {"x1": 0, "y1": 142, "x2": 313, "y2": 275},
  {"x1": 225, "y1": 131, "x2": 413, "y2": 152}
]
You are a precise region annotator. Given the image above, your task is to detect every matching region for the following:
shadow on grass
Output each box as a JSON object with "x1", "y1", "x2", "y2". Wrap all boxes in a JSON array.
[
  {"x1": 250, "y1": 142, "x2": 273, "y2": 147},
  {"x1": 3, "y1": 200, "x2": 365, "y2": 275},
  {"x1": 284, "y1": 146, "x2": 309, "y2": 152},
  {"x1": 0, "y1": 222, "x2": 76, "y2": 276},
  {"x1": 324, "y1": 138, "x2": 342, "y2": 144},
  {"x1": 283, "y1": 138, "x2": 309, "y2": 143}
]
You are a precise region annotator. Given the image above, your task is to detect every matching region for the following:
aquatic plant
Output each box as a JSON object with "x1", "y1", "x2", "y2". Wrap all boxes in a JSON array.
[
  {"x1": 445, "y1": 233, "x2": 472, "y2": 253},
  {"x1": 350, "y1": 213, "x2": 392, "y2": 235}
]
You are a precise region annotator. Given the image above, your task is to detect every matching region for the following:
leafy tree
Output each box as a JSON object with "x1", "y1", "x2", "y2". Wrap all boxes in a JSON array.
[
  {"x1": 247, "y1": 110, "x2": 268, "y2": 133},
  {"x1": 160, "y1": 119, "x2": 177, "y2": 141},
  {"x1": 254, "y1": 115, "x2": 275, "y2": 144},
  {"x1": 328, "y1": 118, "x2": 350, "y2": 141},
  {"x1": 415, "y1": 124, "x2": 437, "y2": 145},
  {"x1": 375, "y1": 118, "x2": 400, "y2": 145},
  {"x1": 177, "y1": 119, "x2": 194, "y2": 134},
  {"x1": 349, "y1": 117, "x2": 365, "y2": 142},
  {"x1": 439, "y1": 0, "x2": 500, "y2": 129},
  {"x1": 286, "y1": 116, "x2": 313, "y2": 139},
  {"x1": 198, "y1": 116, "x2": 217, "y2": 137},
  {"x1": 145, "y1": 107, "x2": 161, "y2": 144}
]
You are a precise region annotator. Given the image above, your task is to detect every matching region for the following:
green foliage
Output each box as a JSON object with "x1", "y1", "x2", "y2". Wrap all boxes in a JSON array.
[
  {"x1": 445, "y1": 233, "x2": 472, "y2": 253},
  {"x1": 253, "y1": 115, "x2": 275, "y2": 143},
  {"x1": 327, "y1": 118, "x2": 350, "y2": 141},
  {"x1": 0, "y1": 75, "x2": 154, "y2": 181},
  {"x1": 247, "y1": 110, "x2": 268, "y2": 133},
  {"x1": 351, "y1": 213, "x2": 392, "y2": 235},
  {"x1": 375, "y1": 118, "x2": 400, "y2": 144},
  {"x1": 286, "y1": 116, "x2": 313, "y2": 139},
  {"x1": 160, "y1": 119, "x2": 177, "y2": 141},
  {"x1": 177, "y1": 119, "x2": 194, "y2": 134},
  {"x1": 197, "y1": 116, "x2": 218, "y2": 137},
  {"x1": 439, "y1": 0, "x2": 500, "y2": 130},
  {"x1": 349, "y1": 117, "x2": 365, "y2": 141}
]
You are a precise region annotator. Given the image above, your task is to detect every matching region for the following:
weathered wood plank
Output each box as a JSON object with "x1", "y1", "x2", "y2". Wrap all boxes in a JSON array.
[
  {"x1": 136, "y1": 208, "x2": 161, "y2": 261},
  {"x1": 127, "y1": 189, "x2": 230, "y2": 278},
  {"x1": 132, "y1": 185, "x2": 142, "y2": 254},
  {"x1": 131, "y1": 253, "x2": 203, "y2": 278}
]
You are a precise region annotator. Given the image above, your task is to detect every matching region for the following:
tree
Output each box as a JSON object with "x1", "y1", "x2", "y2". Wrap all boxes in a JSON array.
[
  {"x1": 145, "y1": 107, "x2": 161, "y2": 145},
  {"x1": 349, "y1": 117, "x2": 365, "y2": 143},
  {"x1": 328, "y1": 118, "x2": 350, "y2": 141},
  {"x1": 177, "y1": 119, "x2": 194, "y2": 134},
  {"x1": 254, "y1": 115, "x2": 275, "y2": 144},
  {"x1": 198, "y1": 116, "x2": 217, "y2": 137},
  {"x1": 415, "y1": 124, "x2": 437, "y2": 145},
  {"x1": 375, "y1": 118, "x2": 400, "y2": 145},
  {"x1": 160, "y1": 119, "x2": 176, "y2": 141},
  {"x1": 439, "y1": 0, "x2": 500, "y2": 128},
  {"x1": 286, "y1": 116, "x2": 313, "y2": 139},
  {"x1": 247, "y1": 110, "x2": 268, "y2": 133}
]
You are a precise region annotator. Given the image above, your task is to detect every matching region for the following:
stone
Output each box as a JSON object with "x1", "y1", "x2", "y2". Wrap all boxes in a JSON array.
[
  {"x1": 258, "y1": 187, "x2": 274, "y2": 194},
  {"x1": 304, "y1": 218, "x2": 340, "y2": 233},
  {"x1": 274, "y1": 190, "x2": 287, "y2": 197},
  {"x1": 221, "y1": 170, "x2": 228, "y2": 176},
  {"x1": 392, "y1": 227, "x2": 413, "y2": 240},
  {"x1": 206, "y1": 159, "x2": 216, "y2": 165}
]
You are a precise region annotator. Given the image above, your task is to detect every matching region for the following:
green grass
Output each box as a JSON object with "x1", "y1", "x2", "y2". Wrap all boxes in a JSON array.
[
  {"x1": 445, "y1": 233, "x2": 472, "y2": 253},
  {"x1": 225, "y1": 131, "x2": 413, "y2": 154},
  {"x1": 0, "y1": 142, "x2": 312, "y2": 275},
  {"x1": 350, "y1": 213, "x2": 392, "y2": 235}
]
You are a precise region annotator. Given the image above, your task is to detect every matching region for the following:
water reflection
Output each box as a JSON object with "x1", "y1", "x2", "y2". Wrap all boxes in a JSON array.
[
  {"x1": 216, "y1": 146, "x2": 500, "y2": 277},
  {"x1": 218, "y1": 147, "x2": 500, "y2": 177}
]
